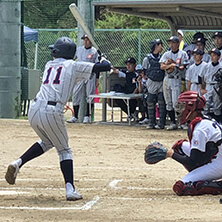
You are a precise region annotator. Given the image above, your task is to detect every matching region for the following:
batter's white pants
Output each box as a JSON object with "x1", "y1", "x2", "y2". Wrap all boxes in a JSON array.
[{"x1": 28, "y1": 99, "x2": 73, "y2": 162}]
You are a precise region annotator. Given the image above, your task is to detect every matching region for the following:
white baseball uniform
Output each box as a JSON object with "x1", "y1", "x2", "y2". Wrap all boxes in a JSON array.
[
  {"x1": 72, "y1": 46, "x2": 99, "y2": 105},
  {"x1": 185, "y1": 61, "x2": 207, "y2": 94},
  {"x1": 28, "y1": 58, "x2": 94, "y2": 162},
  {"x1": 180, "y1": 119, "x2": 222, "y2": 183},
  {"x1": 201, "y1": 62, "x2": 222, "y2": 102},
  {"x1": 160, "y1": 50, "x2": 189, "y2": 111}
]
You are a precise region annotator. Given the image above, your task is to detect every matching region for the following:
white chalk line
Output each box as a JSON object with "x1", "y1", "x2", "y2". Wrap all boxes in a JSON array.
[
  {"x1": 2, "y1": 164, "x2": 155, "y2": 171},
  {"x1": 0, "y1": 196, "x2": 100, "y2": 211},
  {"x1": 108, "y1": 179, "x2": 171, "y2": 191}
]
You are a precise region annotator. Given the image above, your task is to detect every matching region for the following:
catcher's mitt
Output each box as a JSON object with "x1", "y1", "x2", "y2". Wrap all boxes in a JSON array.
[
  {"x1": 164, "y1": 58, "x2": 176, "y2": 74},
  {"x1": 144, "y1": 142, "x2": 168, "y2": 164}
]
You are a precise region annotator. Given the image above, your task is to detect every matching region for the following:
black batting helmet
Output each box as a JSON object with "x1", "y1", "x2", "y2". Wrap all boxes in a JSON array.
[{"x1": 49, "y1": 37, "x2": 76, "y2": 59}]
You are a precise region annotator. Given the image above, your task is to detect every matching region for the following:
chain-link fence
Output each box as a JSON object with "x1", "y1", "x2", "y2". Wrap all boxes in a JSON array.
[{"x1": 25, "y1": 29, "x2": 218, "y2": 72}]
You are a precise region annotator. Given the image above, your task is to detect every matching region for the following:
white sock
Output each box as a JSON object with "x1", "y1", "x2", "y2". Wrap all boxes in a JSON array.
[
  {"x1": 13, "y1": 158, "x2": 22, "y2": 167},
  {"x1": 66, "y1": 182, "x2": 74, "y2": 193}
]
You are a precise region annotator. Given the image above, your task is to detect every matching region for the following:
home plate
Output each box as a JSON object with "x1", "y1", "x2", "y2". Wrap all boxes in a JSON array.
[{"x1": 0, "y1": 190, "x2": 29, "y2": 195}]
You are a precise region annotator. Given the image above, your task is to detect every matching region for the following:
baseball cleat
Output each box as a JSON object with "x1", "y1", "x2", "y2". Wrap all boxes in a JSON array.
[
  {"x1": 67, "y1": 116, "x2": 78, "y2": 123},
  {"x1": 166, "y1": 123, "x2": 177, "y2": 130},
  {"x1": 139, "y1": 118, "x2": 149, "y2": 124},
  {"x1": 83, "y1": 116, "x2": 90, "y2": 124},
  {"x1": 66, "y1": 190, "x2": 82, "y2": 201},
  {"x1": 5, "y1": 161, "x2": 20, "y2": 185}
]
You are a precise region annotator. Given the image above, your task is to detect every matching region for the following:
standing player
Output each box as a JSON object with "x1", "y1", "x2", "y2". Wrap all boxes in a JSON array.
[
  {"x1": 212, "y1": 32, "x2": 222, "y2": 62},
  {"x1": 204, "y1": 68, "x2": 222, "y2": 123},
  {"x1": 185, "y1": 48, "x2": 207, "y2": 95},
  {"x1": 67, "y1": 34, "x2": 99, "y2": 124},
  {"x1": 160, "y1": 36, "x2": 189, "y2": 130},
  {"x1": 142, "y1": 39, "x2": 166, "y2": 129},
  {"x1": 5, "y1": 37, "x2": 111, "y2": 201}
]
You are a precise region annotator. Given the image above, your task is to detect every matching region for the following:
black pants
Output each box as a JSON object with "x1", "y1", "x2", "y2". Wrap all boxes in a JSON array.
[{"x1": 115, "y1": 99, "x2": 137, "y2": 115}]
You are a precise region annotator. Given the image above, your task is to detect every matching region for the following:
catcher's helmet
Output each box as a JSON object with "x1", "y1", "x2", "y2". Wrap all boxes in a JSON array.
[
  {"x1": 175, "y1": 91, "x2": 206, "y2": 124},
  {"x1": 150, "y1": 39, "x2": 162, "y2": 52},
  {"x1": 49, "y1": 37, "x2": 76, "y2": 59}
]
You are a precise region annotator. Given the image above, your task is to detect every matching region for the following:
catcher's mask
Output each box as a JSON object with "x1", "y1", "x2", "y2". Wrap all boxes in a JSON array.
[
  {"x1": 174, "y1": 91, "x2": 206, "y2": 124},
  {"x1": 49, "y1": 37, "x2": 76, "y2": 59}
]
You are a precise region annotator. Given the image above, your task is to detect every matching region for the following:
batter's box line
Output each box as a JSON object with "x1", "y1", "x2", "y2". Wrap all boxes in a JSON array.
[
  {"x1": 0, "y1": 196, "x2": 100, "y2": 211},
  {"x1": 109, "y1": 179, "x2": 171, "y2": 191}
]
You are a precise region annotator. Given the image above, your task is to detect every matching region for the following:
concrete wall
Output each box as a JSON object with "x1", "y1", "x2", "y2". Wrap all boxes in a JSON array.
[{"x1": 0, "y1": 1, "x2": 21, "y2": 118}]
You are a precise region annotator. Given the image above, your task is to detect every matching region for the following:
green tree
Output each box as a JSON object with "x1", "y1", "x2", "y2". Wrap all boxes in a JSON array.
[
  {"x1": 24, "y1": 0, "x2": 77, "y2": 29},
  {"x1": 95, "y1": 12, "x2": 169, "y2": 29}
]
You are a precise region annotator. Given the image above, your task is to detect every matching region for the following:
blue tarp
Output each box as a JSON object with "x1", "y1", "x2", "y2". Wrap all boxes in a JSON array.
[{"x1": 24, "y1": 26, "x2": 38, "y2": 43}]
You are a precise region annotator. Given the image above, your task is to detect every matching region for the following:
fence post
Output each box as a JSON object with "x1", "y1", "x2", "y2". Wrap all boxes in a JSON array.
[{"x1": 138, "y1": 29, "x2": 141, "y2": 64}]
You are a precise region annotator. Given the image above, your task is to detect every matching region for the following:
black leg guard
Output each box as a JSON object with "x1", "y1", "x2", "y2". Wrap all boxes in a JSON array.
[
  {"x1": 157, "y1": 92, "x2": 166, "y2": 128},
  {"x1": 147, "y1": 93, "x2": 157, "y2": 126}
]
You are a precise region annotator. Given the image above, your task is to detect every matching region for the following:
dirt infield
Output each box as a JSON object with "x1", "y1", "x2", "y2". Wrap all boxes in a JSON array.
[{"x1": 1, "y1": 109, "x2": 222, "y2": 222}]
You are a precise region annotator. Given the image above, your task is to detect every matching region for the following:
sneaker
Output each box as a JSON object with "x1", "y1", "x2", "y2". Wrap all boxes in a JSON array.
[
  {"x1": 146, "y1": 125, "x2": 155, "y2": 129},
  {"x1": 166, "y1": 123, "x2": 177, "y2": 130},
  {"x1": 83, "y1": 116, "x2": 90, "y2": 124},
  {"x1": 67, "y1": 116, "x2": 78, "y2": 123},
  {"x1": 139, "y1": 118, "x2": 149, "y2": 124},
  {"x1": 178, "y1": 124, "x2": 188, "y2": 130},
  {"x1": 66, "y1": 190, "x2": 83, "y2": 201},
  {"x1": 155, "y1": 125, "x2": 165, "y2": 129},
  {"x1": 5, "y1": 161, "x2": 20, "y2": 185}
]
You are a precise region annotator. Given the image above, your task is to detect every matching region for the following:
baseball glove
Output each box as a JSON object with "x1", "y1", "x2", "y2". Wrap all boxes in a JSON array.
[
  {"x1": 144, "y1": 142, "x2": 168, "y2": 164},
  {"x1": 164, "y1": 58, "x2": 176, "y2": 74}
]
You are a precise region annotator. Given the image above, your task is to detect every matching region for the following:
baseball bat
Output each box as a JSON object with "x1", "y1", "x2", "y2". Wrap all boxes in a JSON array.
[{"x1": 69, "y1": 3, "x2": 101, "y2": 56}]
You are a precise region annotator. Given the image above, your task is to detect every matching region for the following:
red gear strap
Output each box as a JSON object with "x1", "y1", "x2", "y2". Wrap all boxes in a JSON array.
[{"x1": 187, "y1": 117, "x2": 202, "y2": 142}]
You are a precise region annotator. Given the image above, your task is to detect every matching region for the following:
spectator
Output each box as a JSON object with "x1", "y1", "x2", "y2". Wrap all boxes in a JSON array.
[
  {"x1": 212, "y1": 31, "x2": 222, "y2": 63},
  {"x1": 67, "y1": 34, "x2": 99, "y2": 124},
  {"x1": 142, "y1": 39, "x2": 166, "y2": 129},
  {"x1": 112, "y1": 57, "x2": 138, "y2": 120},
  {"x1": 160, "y1": 36, "x2": 189, "y2": 130},
  {"x1": 177, "y1": 30, "x2": 188, "y2": 50},
  {"x1": 134, "y1": 64, "x2": 149, "y2": 124},
  {"x1": 185, "y1": 48, "x2": 207, "y2": 95},
  {"x1": 204, "y1": 68, "x2": 222, "y2": 123}
]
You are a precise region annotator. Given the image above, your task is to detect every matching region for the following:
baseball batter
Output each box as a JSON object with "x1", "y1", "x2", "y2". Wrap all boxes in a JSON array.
[
  {"x1": 5, "y1": 37, "x2": 111, "y2": 201},
  {"x1": 67, "y1": 34, "x2": 99, "y2": 124},
  {"x1": 160, "y1": 36, "x2": 189, "y2": 130}
]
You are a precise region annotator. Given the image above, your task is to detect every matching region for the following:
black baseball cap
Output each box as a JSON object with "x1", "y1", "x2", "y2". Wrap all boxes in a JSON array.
[
  {"x1": 194, "y1": 37, "x2": 206, "y2": 45},
  {"x1": 192, "y1": 32, "x2": 207, "y2": 43},
  {"x1": 212, "y1": 32, "x2": 222, "y2": 39},
  {"x1": 167, "y1": 36, "x2": 179, "y2": 43},
  {"x1": 209, "y1": 48, "x2": 221, "y2": 56},
  {"x1": 81, "y1": 34, "x2": 89, "y2": 39},
  {"x1": 125, "y1": 57, "x2": 136, "y2": 64},
  {"x1": 192, "y1": 48, "x2": 204, "y2": 55}
]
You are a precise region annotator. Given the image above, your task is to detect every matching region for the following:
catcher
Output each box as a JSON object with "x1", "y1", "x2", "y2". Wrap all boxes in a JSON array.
[{"x1": 144, "y1": 91, "x2": 222, "y2": 196}]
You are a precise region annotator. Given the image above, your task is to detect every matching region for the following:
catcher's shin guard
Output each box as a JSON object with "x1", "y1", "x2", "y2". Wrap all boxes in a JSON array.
[
  {"x1": 147, "y1": 94, "x2": 157, "y2": 126},
  {"x1": 173, "y1": 180, "x2": 222, "y2": 196},
  {"x1": 157, "y1": 92, "x2": 166, "y2": 127}
]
